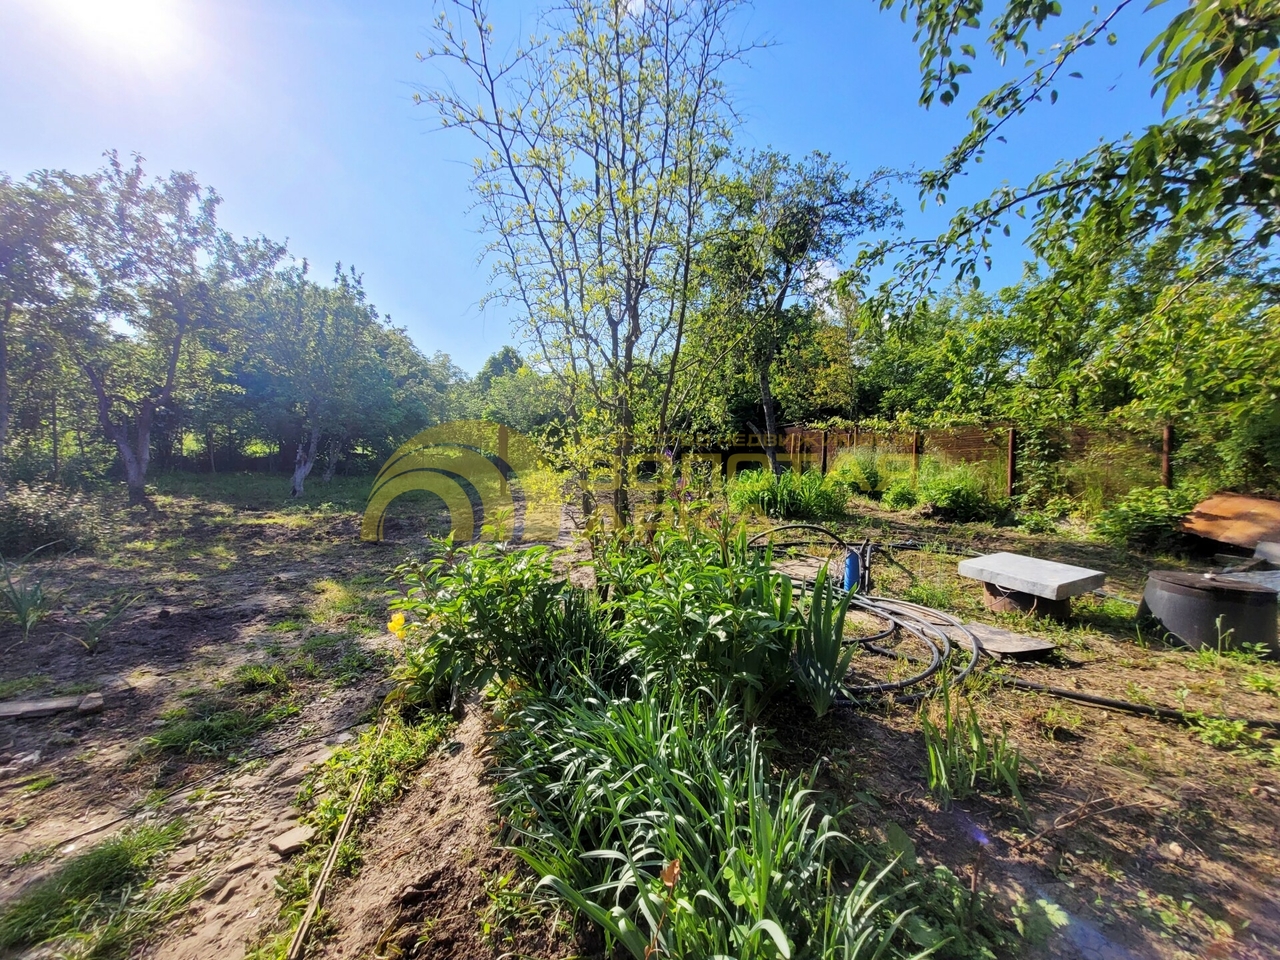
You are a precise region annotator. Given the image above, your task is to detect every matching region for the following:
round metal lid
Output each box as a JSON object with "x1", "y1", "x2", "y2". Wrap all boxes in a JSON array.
[{"x1": 1146, "y1": 570, "x2": 1279, "y2": 597}]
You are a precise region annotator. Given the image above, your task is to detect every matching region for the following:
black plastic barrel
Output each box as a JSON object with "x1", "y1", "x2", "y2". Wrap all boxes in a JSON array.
[{"x1": 1139, "y1": 571, "x2": 1278, "y2": 656}]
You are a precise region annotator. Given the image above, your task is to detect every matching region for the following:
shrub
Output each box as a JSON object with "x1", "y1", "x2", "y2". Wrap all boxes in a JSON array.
[
  {"x1": 1093, "y1": 485, "x2": 1200, "y2": 550},
  {"x1": 0, "y1": 482, "x2": 104, "y2": 557},
  {"x1": 882, "y1": 478, "x2": 918, "y2": 511},
  {"x1": 917, "y1": 465, "x2": 992, "y2": 522},
  {"x1": 727, "y1": 468, "x2": 846, "y2": 520}
]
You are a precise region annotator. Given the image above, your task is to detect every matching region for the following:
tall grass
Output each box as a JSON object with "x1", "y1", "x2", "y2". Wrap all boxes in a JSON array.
[
  {"x1": 727, "y1": 468, "x2": 848, "y2": 519},
  {"x1": 495, "y1": 690, "x2": 925, "y2": 959},
  {"x1": 0, "y1": 821, "x2": 200, "y2": 959}
]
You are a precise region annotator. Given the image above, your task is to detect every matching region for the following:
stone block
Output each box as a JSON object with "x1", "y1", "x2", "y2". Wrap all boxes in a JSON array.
[{"x1": 957, "y1": 552, "x2": 1105, "y2": 600}]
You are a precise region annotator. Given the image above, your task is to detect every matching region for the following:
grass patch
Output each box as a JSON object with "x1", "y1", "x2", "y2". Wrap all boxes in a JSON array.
[
  {"x1": 140, "y1": 693, "x2": 297, "y2": 759},
  {"x1": 234, "y1": 663, "x2": 289, "y2": 692},
  {"x1": 18, "y1": 773, "x2": 57, "y2": 794},
  {"x1": 0, "y1": 674, "x2": 52, "y2": 700},
  {"x1": 0, "y1": 821, "x2": 201, "y2": 959}
]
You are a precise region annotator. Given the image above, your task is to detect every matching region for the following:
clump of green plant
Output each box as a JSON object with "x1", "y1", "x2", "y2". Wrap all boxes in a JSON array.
[
  {"x1": 0, "y1": 549, "x2": 63, "y2": 641},
  {"x1": 0, "y1": 482, "x2": 103, "y2": 556},
  {"x1": 139, "y1": 690, "x2": 296, "y2": 759},
  {"x1": 297, "y1": 710, "x2": 451, "y2": 841},
  {"x1": 234, "y1": 662, "x2": 289, "y2": 692},
  {"x1": 726, "y1": 468, "x2": 847, "y2": 520},
  {"x1": 882, "y1": 477, "x2": 919, "y2": 511},
  {"x1": 75, "y1": 594, "x2": 139, "y2": 653},
  {"x1": 1093, "y1": 485, "x2": 1200, "y2": 550},
  {"x1": 0, "y1": 820, "x2": 201, "y2": 958},
  {"x1": 920, "y1": 687, "x2": 1031, "y2": 820},
  {"x1": 385, "y1": 523, "x2": 1016, "y2": 958},
  {"x1": 497, "y1": 690, "x2": 930, "y2": 959},
  {"x1": 1243, "y1": 672, "x2": 1279, "y2": 696},
  {"x1": 1189, "y1": 714, "x2": 1263, "y2": 751},
  {"x1": 827, "y1": 449, "x2": 911, "y2": 500},
  {"x1": 254, "y1": 709, "x2": 451, "y2": 957},
  {"x1": 792, "y1": 567, "x2": 856, "y2": 717},
  {"x1": 904, "y1": 580, "x2": 957, "y2": 610},
  {"x1": 918, "y1": 465, "x2": 997, "y2": 522}
]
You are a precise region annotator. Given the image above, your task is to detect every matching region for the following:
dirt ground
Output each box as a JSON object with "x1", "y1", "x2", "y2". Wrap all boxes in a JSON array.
[
  {"x1": 2, "y1": 481, "x2": 1278, "y2": 959},
  {"x1": 782, "y1": 507, "x2": 1280, "y2": 960}
]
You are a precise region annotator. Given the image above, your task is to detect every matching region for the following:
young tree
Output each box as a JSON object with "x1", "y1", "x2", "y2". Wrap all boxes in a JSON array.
[
  {"x1": 693, "y1": 152, "x2": 899, "y2": 471},
  {"x1": 418, "y1": 0, "x2": 756, "y2": 518}
]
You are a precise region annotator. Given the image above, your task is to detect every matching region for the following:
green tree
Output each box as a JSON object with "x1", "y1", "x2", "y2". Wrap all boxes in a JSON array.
[
  {"x1": 0, "y1": 172, "x2": 81, "y2": 489},
  {"x1": 873, "y1": 0, "x2": 1280, "y2": 295},
  {"x1": 51, "y1": 154, "x2": 282, "y2": 507},
  {"x1": 418, "y1": 0, "x2": 756, "y2": 519},
  {"x1": 692, "y1": 151, "x2": 899, "y2": 471}
]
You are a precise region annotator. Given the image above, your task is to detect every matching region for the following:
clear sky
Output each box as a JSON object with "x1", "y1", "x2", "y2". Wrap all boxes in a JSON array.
[{"x1": 1, "y1": 0, "x2": 1169, "y2": 373}]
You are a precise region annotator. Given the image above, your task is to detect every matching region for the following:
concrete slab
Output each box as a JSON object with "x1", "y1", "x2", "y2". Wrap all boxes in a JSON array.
[
  {"x1": 0, "y1": 696, "x2": 83, "y2": 720},
  {"x1": 957, "y1": 552, "x2": 1105, "y2": 600},
  {"x1": 948, "y1": 622, "x2": 1058, "y2": 660}
]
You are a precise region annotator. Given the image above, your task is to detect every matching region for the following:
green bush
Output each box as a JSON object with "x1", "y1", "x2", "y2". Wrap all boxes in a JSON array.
[
  {"x1": 0, "y1": 482, "x2": 104, "y2": 557},
  {"x1": 727, "y1": 468, "x2": 847, "y2": 520},
  {"x1": 882, "y1": 478, "x2": 918, "y2": 511},
  {"x1": 1093, "y1": 485, "x2": 1200, "y2": 550},
  {"x1": 918, "y1": 465, "x2": 994, "y2": 522}
]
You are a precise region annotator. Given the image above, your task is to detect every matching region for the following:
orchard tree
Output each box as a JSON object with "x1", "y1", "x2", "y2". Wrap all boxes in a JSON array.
[
  {"x1": 693, "y1": 151, "x2": 899, "y2": 472},
  {"x1": 51, "y1": 154, "x2": 282, "y2": 507},
  {"x1": 0, "y1": 172, "x2": 81, "y2": 488},
  {"x1": 418, "y1": 0, "x2": 756, "y2": 518}
]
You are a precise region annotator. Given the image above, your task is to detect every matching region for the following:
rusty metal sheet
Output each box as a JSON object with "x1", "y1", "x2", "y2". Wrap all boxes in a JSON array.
[{"x1": 1181, "y1": 492, "x2": 1280, "y2": 549}]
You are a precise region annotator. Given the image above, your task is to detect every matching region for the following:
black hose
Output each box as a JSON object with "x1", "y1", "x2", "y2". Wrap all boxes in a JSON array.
[
  {"x1": 1002, "y1": 677, "x2": 1280, "y2": 732},
  {"x1": 755, "y1": 523, "x2": 1280, "y2": 733}
]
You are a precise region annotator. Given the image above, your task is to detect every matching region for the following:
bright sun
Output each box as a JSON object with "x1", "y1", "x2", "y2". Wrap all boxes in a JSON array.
[{"x1": 44, "y1": 0, "x2": 186, "y2": 65}]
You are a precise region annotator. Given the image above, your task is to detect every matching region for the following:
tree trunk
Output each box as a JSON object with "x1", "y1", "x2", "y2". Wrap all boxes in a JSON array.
[
  {"x1": 51, "y1": 388, "x2": 58, "y2": 480},
  {"x1": 0, "y1": 299, "x2": 10, "y2": 495},
  {"x1": 291, "y1": 427, "x2": 320, "y2": 497},
  {"x1": 758, "y1": 365, "x2": 781, "y2": 475},
  {"x1": 322, "y1": 436, "x2": 343, "y2": 483}
]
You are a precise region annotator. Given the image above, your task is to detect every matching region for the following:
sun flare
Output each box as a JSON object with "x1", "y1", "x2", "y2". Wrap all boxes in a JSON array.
[{"x1": 43, "y1": 0, "x2": 186, "y2": 64}]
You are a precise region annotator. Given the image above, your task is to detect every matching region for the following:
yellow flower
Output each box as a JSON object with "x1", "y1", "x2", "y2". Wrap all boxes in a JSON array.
[{"x1": 386, "y1": 612, "x2": 407, "y2": 639}]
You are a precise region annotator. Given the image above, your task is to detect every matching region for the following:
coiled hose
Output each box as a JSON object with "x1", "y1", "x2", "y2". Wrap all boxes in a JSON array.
[{"x1": 751, "y1": 524, "x2": 1280, "y2": 732}]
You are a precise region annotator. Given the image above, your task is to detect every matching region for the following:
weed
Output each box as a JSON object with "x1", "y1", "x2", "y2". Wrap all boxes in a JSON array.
[
  {"x1": 920, "y1": 686, "x2": 1032, "y2": 821},
  {"x1": 904, "y1": 580, "x2": 957, "y2": 610},
  {"x1": 1036, "y1": 704, "x2": 1085, "y2": 741},
  {"x1": 0, "y1": 550, "x2": 62, "y2": 641},
  {"x1": 234, "y1": 663, "x2": 289, "y2": 692},
  {"x1": 12, "y1": 843, "x2": 58, "y2": 867},
  {"x1": 1190, "y1": 715, "x2": 1263, "y2": 751},
  {"x1": 1243, "y1": 672, "x2": 1280, "y2": 696},
  {"x1": 19, "y1": 773, "x2": 57, "y2": 794},
  {"x1": 75, "y1": 594, "x2": 140, "y2": 653},
  {"x1": 0, "y1": 674, "x2": 51, "y2": 700},
  {"x1": 0, "y1": 821, "x2": 198, "y2": 958},
  {"x1": 139, "y1": 691, "x2": 294, "y2": 759},
  {"x1": 255, "y1": 710, "x2": 449, "y2": 955}
]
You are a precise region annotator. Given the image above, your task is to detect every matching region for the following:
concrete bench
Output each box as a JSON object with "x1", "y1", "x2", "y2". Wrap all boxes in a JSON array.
[{"x1": 957, "y1": 552, "x2": 1105, "y2": 618}]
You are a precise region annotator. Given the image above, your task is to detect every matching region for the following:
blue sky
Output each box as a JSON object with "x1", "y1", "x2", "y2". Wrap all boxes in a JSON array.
[{"x1": 1, "y1": 0, "x2": 1168, "y2": 373}]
